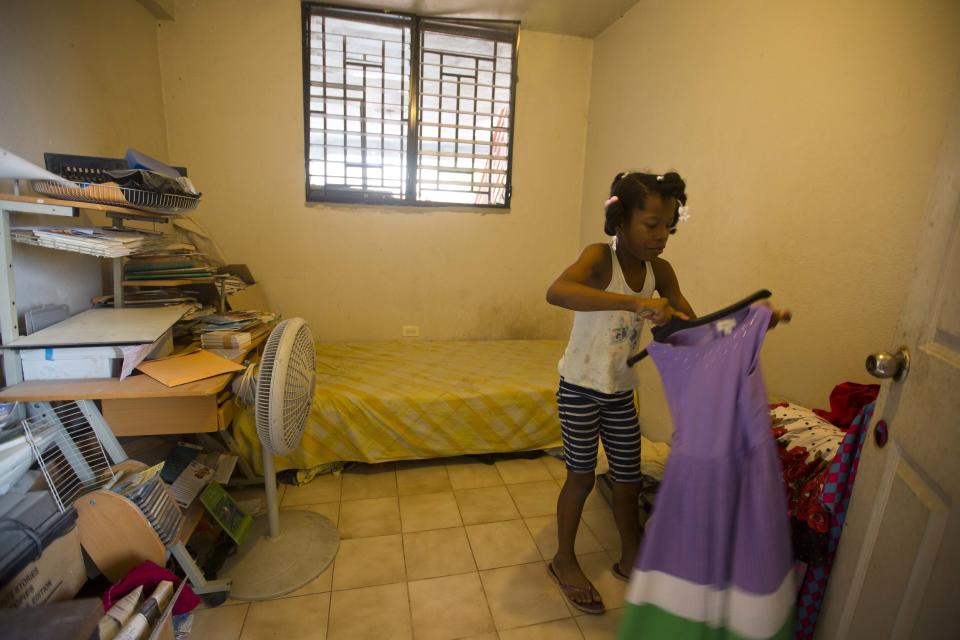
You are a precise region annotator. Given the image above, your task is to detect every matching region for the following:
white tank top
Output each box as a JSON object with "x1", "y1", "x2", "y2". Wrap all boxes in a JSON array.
[{"x1": 558, "y1": 243, "x2": 656, "y2": 394}]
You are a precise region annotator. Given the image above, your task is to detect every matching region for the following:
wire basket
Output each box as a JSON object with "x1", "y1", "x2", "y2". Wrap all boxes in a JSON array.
[
  {"x1": 21, "y1": 402, "x2": 116, "y2": 512},
  {"x1": 31, "y1": 179, "x2": 200, "y2": 215}
]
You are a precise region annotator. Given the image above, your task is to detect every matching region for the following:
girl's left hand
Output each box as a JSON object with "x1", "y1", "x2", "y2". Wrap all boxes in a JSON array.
[{"x1": 768, "y1": 308, "x2": 792, "y2": 329}]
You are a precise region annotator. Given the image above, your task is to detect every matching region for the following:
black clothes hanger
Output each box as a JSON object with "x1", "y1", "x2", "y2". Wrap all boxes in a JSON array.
[{"x1": 626, "y1": 289, "x2": 772, "y2": 367}]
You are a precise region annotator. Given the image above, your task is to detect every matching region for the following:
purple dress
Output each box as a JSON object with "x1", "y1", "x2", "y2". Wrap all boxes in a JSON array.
[{"x1": 620, "y1": 304, "x2": 794, "y2": 639}]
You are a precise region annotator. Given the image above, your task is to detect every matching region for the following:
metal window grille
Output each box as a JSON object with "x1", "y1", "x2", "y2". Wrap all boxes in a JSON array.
[{"x1": 303, "y1": 5, "x2": 517, "y2": 208}]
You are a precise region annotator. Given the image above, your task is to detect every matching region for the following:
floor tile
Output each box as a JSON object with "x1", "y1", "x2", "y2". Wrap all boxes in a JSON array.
[
  {"x1": 340, "y1": 463, "x2": 398, "y2": 501},
  {"x1": 580, "y1": 508, "x2": 621, "y2": 552},
  {"x1": 524, "y1": 515, "x2": 604, "y2": 560},
  {"x1": 328, "y1": 582, "x2": 411, "y2": 640},
  {"x1": 455, "y1": 486, "x2": 521, "y2": 525},
  {"x1": 240, "y1": 593, "x2": 329, "y2": 640},
  {"x1": 190, "y1": 603, "x2": 248, "y2": 640},
  {"x1": 397, "y1": 462, "x2": 453, "y2": 495},
  {"x1": 399, "y1": 492, "x2": 463, "y2": 532},
  {"x1": 540, "y1": 455, "x2": 569, "y2": 482},
  {"x1": 575, "y1": 607, "x2": 624, "y2": 639},
  {"x1": 403, "y1": 527, "x2": 476, "y2": 580},
  {"x1": 495, "y1": 458, "x2": 552, "y2": 484},
  {"x1": 446, "y1": 459, "x2": 504, "y2": 490},
  {"x1": 498, "y1": 618, "x2": 584, "y2": 639},
  {"x1": 281, "y1": 474, "x2": 341, "y2": 506},
  {"x1": 338, "y1": 496, "x2": 401, "y2": 538},
  {"x1": 281, "y1": 557, "x2": 334, "y2": 598},
  {"x1": 459, "y1": 634, "x2": 498, "y2": 640},
  {"x1": 332, "y1": 534, "x2": 406, "y2": 591},
  {"x1": 479, "y1": 562, "x2": 570, "y2": 630},
  {"x1": 576, "y1": 551, "x2": 628, "y2": 611},
  {"x1": 285, "y1": 501, "x2": 340, "y2": 526},
  {"x1": 409, "y1": 572, "x2": 495, "y2": 640},
  {"x1": 507, "y1": 481, "x2": 561, "y2": 518},
  {"x1": 466, "y1": 520, "x2": 541, "y2": 570}
]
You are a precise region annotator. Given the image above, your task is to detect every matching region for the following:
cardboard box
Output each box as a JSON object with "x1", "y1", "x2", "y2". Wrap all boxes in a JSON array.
[{"x1": 0, "y1": 525, "x2": 85, "y2": 608}]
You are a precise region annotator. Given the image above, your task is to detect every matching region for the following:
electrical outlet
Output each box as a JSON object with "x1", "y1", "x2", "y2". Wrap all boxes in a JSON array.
[{"x1": 402, "y1": 325, "x2": 420, "y2": 337}]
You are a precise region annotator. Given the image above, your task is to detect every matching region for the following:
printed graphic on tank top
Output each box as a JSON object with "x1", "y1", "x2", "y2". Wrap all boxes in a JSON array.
[
  {"x1": 619, "y1": 303, "x2": 794, "y2": 640},
  {"x1": 558, "y1": 243, "x2": 656, "y2": 394}
]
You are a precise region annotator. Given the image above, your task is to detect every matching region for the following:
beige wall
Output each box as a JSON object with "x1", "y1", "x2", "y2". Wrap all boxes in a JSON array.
[
  {"x1": 579, "y1": 0, "x2": 960, "y2": 442},
  {"x1": 0, "y1": 0, "x2": 169, "y2": 317},
  {"x1": 157, "y1": 0, "x2": 592, "y2": 342}
]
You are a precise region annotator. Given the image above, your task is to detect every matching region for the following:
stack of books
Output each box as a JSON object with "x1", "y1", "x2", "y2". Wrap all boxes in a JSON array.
[
  {"x1": 198, "y1": 311, "x2": 277, "y2": 350},
  {"x1": 124, "y1": 247, "x2": 213, "y2": 282}
]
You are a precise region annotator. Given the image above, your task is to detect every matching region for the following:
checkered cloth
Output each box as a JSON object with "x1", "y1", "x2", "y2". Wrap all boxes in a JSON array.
[{"x1": 794, "y1": 402, "x2": 875, "y2": 639}]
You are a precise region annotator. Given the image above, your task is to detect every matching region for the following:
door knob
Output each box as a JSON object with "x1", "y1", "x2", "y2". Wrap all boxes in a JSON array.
[{"x1": 865, "y1": 347, "x2": 910, "y2": 382}]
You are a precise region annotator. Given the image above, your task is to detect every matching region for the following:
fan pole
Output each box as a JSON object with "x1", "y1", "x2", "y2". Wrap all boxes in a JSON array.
[{"x1": 262, "y1": 447, "x2": 281, "y2": 539}]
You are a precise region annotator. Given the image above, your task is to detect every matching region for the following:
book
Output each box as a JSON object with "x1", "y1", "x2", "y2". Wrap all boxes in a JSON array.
[
  {"x1": 160, "y1": 441, "x2": 202, "y2": 484},
  {"x1": 168, "y1": 460, "x2": 214, "y2": 509},
  {"x1": 200, "y1": 482, "x2": 253, "y2": 545}
]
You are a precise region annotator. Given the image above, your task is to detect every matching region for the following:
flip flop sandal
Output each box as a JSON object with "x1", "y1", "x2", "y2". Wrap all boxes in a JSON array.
[
  {"x1": 611, "y1": 563, "x2": 630, "y2": 582},
  {"x1": 547, "y1": 562, "x2": 605, "y2": 615}
]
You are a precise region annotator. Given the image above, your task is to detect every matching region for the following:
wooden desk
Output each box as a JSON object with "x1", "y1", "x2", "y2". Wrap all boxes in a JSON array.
[
  {"x1": 0, "y1": 334, "x2": 267, "y2": 436},
  {"x1": 0, "y1": 371, "x2": 234, "y2": 435}
]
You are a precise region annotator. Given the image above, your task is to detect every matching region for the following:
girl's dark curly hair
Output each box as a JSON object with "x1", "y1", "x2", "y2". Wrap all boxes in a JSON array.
[{"x1": 604, "y1": 171, "x2": 687, "y2": 236}]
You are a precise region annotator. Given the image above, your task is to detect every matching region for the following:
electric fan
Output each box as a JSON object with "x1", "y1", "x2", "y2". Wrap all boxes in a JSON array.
[{"x1": 220, "y1": 318, "x2": 339, "y2": 600}]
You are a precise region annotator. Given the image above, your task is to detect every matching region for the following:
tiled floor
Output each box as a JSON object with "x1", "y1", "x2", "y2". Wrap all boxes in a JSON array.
[{"x1": 193, "y1": 454, "x2": 626, "y2": 639}]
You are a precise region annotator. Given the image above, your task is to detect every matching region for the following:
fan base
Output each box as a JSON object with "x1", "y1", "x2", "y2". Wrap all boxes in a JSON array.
[{"x1": 219, "y1": 509, "x2": 339, "y2": 601}]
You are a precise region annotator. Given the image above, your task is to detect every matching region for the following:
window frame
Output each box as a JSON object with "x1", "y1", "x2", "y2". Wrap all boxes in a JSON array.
[{"x1": 301, "y1": 2, "x2": 519, "y2": 209}]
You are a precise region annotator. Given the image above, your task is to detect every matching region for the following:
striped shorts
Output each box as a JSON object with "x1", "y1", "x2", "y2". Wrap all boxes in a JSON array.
[{"x1": 557, "y1": 378, "x2": 642, "y2": 482}]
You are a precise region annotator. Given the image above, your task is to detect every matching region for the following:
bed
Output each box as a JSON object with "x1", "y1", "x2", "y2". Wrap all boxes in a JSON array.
[{"x1": 231, "y1": 339, "x2": 570, "y2": 473}]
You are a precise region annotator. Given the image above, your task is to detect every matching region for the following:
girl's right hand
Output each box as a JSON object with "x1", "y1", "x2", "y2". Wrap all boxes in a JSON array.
[{"x1": 635, "y1": 298, "x2": 689, "y2": 325}]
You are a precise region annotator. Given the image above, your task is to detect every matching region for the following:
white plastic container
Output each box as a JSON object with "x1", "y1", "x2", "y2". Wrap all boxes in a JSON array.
[
  {"x1": 20, "y1": 345, "x2": 125, "y2": 380},
  {"x1": 18, "y1": 329, "x2": 173, "y2": 380}
]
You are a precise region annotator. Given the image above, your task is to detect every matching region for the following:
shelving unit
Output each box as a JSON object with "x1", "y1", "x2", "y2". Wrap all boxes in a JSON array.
[
  {"x1": 0, "y1": 191, "x2": 194, "y2": 385},
  {"x1": 0, "y1": 188, "x2": 231, "y2": 598}
]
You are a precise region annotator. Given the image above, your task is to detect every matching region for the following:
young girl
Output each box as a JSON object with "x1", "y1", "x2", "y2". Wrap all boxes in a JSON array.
[
  {"x1": 546, "y1": 170, "x2": 788, "y2": 614},
  {"x1": 546, "y1": 170, "x2": 692, "y2": 614}
]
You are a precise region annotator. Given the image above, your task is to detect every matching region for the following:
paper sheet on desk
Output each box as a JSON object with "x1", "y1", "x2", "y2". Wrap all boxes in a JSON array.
[
  {"x1": 120, "y1": 344, "x2": 156, "y2": 380},
  {"x1": 0, "y1": 147, "x2": 72, "y2": 183},
  {"x1": 119, "y1": 333, "x2": 172, "y2": 380},
  {"x1": 137, "y1": 349, "x2": 244, "y2": 387}
]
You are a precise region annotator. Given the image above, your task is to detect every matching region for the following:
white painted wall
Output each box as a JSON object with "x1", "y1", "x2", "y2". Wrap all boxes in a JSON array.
[
  {"x1": 578, "y1": 0, "x2": 960, "y2": 442},
  {"x1": 156, "y1": 0, "x2": 593, "y2": 342},
  {"x1": 0, "y1": 0, "x2": 169, "y2": 321}
]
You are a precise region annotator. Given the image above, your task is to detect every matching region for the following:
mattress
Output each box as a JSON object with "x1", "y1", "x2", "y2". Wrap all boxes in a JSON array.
[{"x1": 232, "y1": 339, "x2": 568, "y2": 472}]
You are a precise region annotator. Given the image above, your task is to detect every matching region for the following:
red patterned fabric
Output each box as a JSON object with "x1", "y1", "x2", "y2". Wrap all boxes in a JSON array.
[{"x1": 812, "y1": 382, "x2": 879, "y2": 430}]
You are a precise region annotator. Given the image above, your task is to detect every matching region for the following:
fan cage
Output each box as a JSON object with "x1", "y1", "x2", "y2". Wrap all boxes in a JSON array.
[{"x1": 255, "y1": 318, "x2": 317, "y2": 455}]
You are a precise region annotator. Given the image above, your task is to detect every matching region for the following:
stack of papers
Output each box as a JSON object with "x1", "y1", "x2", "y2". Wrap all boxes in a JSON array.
[
  {"x1": 124, "y1": 240, "x2": 214, "y2": 281},
  {"x1": 198, "y1": 311, "x2": 277, "y2": 351},
  {"x1": 12, "y1": 227, "x2": 145, "y2": 258}
]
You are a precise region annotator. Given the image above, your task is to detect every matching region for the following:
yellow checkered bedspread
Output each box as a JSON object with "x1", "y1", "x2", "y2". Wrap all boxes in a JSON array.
[{"x1": 233, "y1": 339, "x2": 567, "y2": 472}]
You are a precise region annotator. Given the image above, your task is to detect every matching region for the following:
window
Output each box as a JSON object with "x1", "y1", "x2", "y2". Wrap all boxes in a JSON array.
[{"x1": 302, "y1": 4, "x2": 518, "y2": 207}]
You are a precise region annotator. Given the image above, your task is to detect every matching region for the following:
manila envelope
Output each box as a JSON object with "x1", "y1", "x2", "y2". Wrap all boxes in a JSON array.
[{"x1": 137, "y1": 349, "x2": 244, "y2": 387}]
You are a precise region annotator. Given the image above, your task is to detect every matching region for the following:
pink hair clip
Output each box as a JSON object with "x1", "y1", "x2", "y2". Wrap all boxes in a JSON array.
[{"x1": 604, "y1": 195, "x2": 619, "y2": 207}]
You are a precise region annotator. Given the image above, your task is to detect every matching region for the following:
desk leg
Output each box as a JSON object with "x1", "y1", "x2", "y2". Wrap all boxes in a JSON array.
[
  {"x1": 219, "y1": 430, "x2": 261, "y2": 482},
  {"x1": 194, "y1": 430, "x2": 261, "y2": 485},
  {"x1": 169, "y1": 542, "x2": 231, "y2": 595}
]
